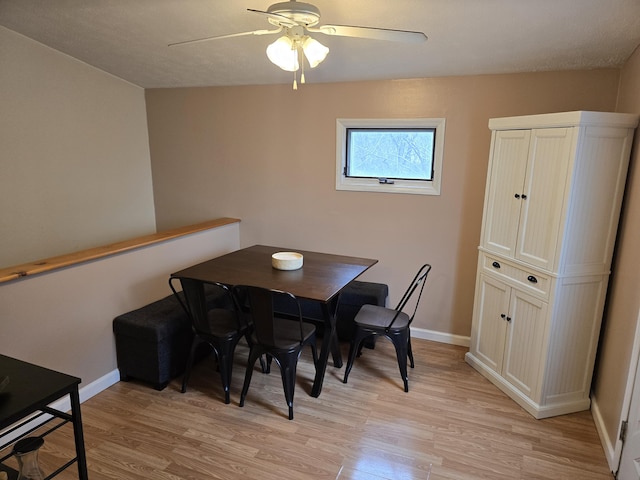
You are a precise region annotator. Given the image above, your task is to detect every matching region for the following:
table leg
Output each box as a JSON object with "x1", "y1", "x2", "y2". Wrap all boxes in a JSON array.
[
  {"x1": 311, "y1": 297, "x2": 342, "y2": 397},
  {"x1": 70, "y1": 388, "x2": 89, "y2": 480}
]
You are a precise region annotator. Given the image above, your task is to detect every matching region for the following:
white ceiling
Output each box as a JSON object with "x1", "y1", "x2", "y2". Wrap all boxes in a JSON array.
[{"x1": 1, "y1": 0, "x2": 640, "y2": 89}]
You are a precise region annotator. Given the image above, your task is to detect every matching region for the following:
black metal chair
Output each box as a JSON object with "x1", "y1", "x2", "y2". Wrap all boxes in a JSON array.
[
  {"x1": 342, "y1": 264, "x2": 432, "y2": 392},
  {"x1": 234, "y1": 285, "x2": 318, "y2": 420},
  {"x1": 169, "y1": 277, "x2": 249, "y2": 404}
]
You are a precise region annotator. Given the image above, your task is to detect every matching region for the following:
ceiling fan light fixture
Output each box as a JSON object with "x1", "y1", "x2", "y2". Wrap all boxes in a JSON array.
[
  {"x1": 302, "y1": 36, "x2": 329, "y2": 68},
  {"x1": 266, "y1": 35, "x2": 299, "y2": 71}
]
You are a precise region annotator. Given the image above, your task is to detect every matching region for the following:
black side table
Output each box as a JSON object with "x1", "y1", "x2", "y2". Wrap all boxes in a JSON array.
[{"x1": 0, "y1": 354, "x2": 88, "y2": 479}]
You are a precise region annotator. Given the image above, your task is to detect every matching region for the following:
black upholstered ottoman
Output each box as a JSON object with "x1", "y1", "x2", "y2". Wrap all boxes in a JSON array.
[
  {"x1": 113, "y1": 294, "x2": 193, "y2": 390},
  {"x1": 336, "y1": 281, "x2": 388, "y2": 341}
]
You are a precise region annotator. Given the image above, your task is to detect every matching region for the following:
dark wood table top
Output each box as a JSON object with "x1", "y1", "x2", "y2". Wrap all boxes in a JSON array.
[{"x1": 171, "y1": 245, "x2": 378, "y2": 303}]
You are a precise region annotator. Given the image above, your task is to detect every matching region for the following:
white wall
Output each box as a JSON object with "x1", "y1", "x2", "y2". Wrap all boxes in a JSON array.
[
  {"x1": 0, "y1": 26, "x2": 156, "y2": 267},
  {"x1": 0, "y1": 222, "x2": 240, "y2": 388},
  {"x1": 591, "y1": 44, "x2": 640, "y2": 469}
]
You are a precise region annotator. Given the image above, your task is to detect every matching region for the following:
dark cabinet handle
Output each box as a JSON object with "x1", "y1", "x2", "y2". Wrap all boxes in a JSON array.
[
  {"x1": 522, "y1": 194, "x2": 528, "y2": 200},
  {"x1": 506, "y1": 316, "x2": 512, "y2": 322},
  {"x1": 500, "y1": 314, "x2": 506, "y2": 319},
  {"x1": 514, "y1": 193, "x2": 521, "y2": 199},
  {"x1": 492, "y1": 261, "x2": 501, "y2": 269},
  {"x1": 527, "y1": 275, "x2": 538, "y2": 283}
]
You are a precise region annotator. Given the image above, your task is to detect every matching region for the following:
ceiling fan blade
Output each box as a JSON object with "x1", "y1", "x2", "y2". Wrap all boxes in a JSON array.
[
  {"x1": 247, "y1": 8, "x2": 298, "y2": 27},
  {"x1": 168, "y1": 28, "x2": 281, "y2": 47},
  {"x1": 311, "y1": 24, "x2": 427, "y2": 43}
]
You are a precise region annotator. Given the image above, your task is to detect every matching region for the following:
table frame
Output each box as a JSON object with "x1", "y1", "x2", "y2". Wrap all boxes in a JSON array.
[{"x1": 0, "y1": 355, "x2": 88, "y2": 480}]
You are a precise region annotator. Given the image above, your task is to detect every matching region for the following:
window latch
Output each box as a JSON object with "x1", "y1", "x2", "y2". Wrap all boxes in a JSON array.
[{"x1": 378, "y1": 178, "x2": 395, "y2": 184}]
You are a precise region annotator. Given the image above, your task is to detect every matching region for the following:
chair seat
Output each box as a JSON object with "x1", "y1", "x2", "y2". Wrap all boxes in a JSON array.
[
  {"x1": 170, "y1": 277, "x2": 248, "y2": 404},
  {"x1": 205, "y1": 308, "x2": 243, "y2": 338},
  {"x1": 343, "y1": 264, "x2": 432, "y2": 393},
  {"x1": 236, "y1": 285, "x2": 318, "y2": 420},
  {"x1": 355, "y1": 304, "x2": 410, "y2": 330},
  {"x1": 249, "y1": 318, "x2": 316, "y2": 350}
]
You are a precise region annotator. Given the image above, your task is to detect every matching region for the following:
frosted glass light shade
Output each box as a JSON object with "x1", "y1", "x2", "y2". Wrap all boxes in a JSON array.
[
  {"x1": 302, "y1": 37, "x2": 329, "y2": 68},
  {"x1": 266, "y1": 36, "x2": 299, "y2": 71}
]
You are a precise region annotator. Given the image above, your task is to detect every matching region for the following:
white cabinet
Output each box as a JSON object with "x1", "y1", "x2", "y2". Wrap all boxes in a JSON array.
[
  {"x1": 466, "y1": 111, "x2": 638, "y2": 419},
  {"x1": 482, "y1": 128, "x2": 573, "y2": 270},
  {"x1": 471, "y1": 272, "x2": 547, "y2": 399}
]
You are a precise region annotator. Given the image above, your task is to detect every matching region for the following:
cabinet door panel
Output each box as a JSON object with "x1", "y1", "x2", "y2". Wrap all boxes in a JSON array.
[
  {"x1": 503, "y1": 289, "x2": 547, "y2": 399},
  {"x1": 482, "y1": 130, "x2": 530, "y2": 258},
  {"x1": 516, "y1": 128, "x2": 573, "y2": 270},
  {"x1": 472, "y1": 275, "x2": 510, "y2": 373}
]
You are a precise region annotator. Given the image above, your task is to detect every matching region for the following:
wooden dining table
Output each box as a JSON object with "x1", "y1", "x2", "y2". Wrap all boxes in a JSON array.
[{"x1": 170, "y1": 244, "x2": 378, "y2": 397}]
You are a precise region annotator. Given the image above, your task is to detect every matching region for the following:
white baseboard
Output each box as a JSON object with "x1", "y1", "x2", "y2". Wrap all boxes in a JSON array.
[
  {"x1": 0, "y1": 369, "x2": 120, "y2": 443},
  {"x1": 411, "y1": 326, "x2": 470, "y2": 347},
  {"x1": 591, "y1": 395, "x2": 618, "y2": 473},
  {"x1": 53, "y1": 368, "x2": 121, "y2": 412}
]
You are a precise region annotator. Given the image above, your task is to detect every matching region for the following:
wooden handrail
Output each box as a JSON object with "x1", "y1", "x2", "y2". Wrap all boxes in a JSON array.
[{"x1": 0, "y1": 217, "x2": 240, "y2": 284}]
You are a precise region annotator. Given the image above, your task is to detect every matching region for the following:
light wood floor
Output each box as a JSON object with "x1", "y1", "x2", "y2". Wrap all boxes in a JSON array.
[{"x1": 9, "y1": 339, "x2": 613, "y2": 479}]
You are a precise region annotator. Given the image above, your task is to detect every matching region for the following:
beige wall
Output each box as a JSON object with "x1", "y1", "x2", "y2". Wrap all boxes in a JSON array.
[
  {"x1": 146, "y1": 70, "x2": 620, "y2": 339},
  {"x1": 0, "y1": 223, "x2": 240, "y2": 388},
  {"x1": 0, "y1": 26, "x2": 156, "y2": 267},
  {"x1": 593, "y1": 44, "x2": 640, "y2": 461}
]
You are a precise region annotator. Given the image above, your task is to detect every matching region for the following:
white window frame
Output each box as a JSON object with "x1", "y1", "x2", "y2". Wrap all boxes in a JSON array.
[{"x1": 336, "y1": 118, "x2": 445, "y2": 195}]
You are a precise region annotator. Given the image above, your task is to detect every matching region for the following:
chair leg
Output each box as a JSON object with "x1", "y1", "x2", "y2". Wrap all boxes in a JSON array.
[
  {"x1": 407, "y1": 334, "x2": 415, "y2": 369},
  {"x1": 390, "y1": 330, "x2": 410, "y2": 392},
  {"x1": 265, "y1": 354, "x2": 273, "y2": 374},
  {"x1": 278, "y1": 355, "x2": 297, "y2": 420},
  {"x1": 342, "y1": 339, "x2": 358, "y2": 384},
  {"x1": 343, "y1": 328, "x2": 369, "y2": 384},
  {"x1": 245, "y1": 332, "x2": 267, "y2": 373},
  {"x1": 309, "y1": 336, "x2": 318, "y2": 369},
  {"x1": 181, "y1": 336, "x2": 199, "y2": 393},
  {"x1": 240, "y1": 349, "x2": 261, "y2": 407},
  {"x1": 217, "y1": 341, "x2": 237, "y2": 405}
]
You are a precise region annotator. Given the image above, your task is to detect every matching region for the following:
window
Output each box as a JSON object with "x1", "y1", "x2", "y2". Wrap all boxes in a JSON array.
[{"x1": 336, "y1": 118, "x2": 445, "y2": 195}]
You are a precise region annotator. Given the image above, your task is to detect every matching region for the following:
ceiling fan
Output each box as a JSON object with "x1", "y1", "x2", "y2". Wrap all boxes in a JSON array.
[{"x1": 169, "y1": 0, "x2": 427, "y2": 88}]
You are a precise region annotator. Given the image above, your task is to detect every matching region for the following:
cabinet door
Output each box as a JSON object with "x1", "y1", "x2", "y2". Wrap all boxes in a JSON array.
[
  {"x1": 471, "y1": 274, "x2": 510, "y2": 374},
  {"x1": 515, "y1": 128, "x2": 573, "y2": 270},
  {"x1": 482, "y1": 130, "x2": 530, "y2": 258},
  {"x1": 502, "y1": 288, "x2": 547, "y2": 399}
]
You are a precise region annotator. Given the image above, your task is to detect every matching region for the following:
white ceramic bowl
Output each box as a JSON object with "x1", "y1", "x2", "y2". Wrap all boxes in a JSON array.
[{"x1": 272, "y1": 252, "x2": 303, "y2": 270}]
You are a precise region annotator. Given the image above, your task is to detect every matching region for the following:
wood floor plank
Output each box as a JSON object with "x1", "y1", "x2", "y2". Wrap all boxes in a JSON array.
[{"x1": 15, "y1": 338, "x2": 613, "y2": 479}]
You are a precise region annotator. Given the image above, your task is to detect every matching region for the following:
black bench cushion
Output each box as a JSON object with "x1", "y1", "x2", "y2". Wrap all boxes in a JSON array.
[
  {"x1": 339, "y1": 281, "x2": 388, "y2": 308},
  {"x1": 112, "y1": 285, "x2": 229, "y2": 342},
  {"x1": 113, "y1": 294, "x2": 188, "y2": 342}
]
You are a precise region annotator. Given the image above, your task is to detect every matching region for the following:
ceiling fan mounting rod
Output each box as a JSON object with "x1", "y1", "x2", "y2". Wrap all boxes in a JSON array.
[{"x1": 267, "y1": 0, "x2": 321, "y2": 27}]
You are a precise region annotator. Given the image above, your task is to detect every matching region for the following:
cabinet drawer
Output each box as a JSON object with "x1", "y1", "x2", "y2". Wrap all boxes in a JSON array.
[{"x1": 480, "y1": 253, "x2": 551, "y2": 299}]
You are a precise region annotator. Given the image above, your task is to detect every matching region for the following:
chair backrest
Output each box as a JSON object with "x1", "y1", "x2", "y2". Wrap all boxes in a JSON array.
[
  {"x1": 169, "y1": 276, "x2": 241, "y2": 335},
  {"x1": 234, "y1": 285, "x2": 305, "y2": 347},
  {"x1": 388, "y1": 263, "x2": 432, "y2": 330}
]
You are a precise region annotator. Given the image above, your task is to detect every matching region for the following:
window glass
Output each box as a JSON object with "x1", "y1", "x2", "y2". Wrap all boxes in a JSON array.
[
  {"x1": 346, "y1": 128, "x2": 435, "y2": 181},
  {"x1": 336, "y1": 118, "x2": 445, "y2": 195}
]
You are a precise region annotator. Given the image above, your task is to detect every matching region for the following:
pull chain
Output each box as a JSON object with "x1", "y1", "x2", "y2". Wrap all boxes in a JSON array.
[{"x1": 292, "y1": 46, "x2": 298, "y2": 90}]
